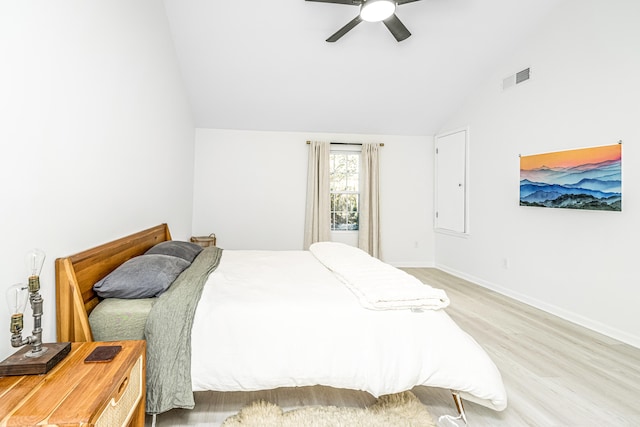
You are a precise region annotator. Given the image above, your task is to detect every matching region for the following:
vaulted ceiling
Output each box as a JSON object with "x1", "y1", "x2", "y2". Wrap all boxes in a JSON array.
[{"x1": 163, "y1": 0, "x2": 561, "y2": 136}]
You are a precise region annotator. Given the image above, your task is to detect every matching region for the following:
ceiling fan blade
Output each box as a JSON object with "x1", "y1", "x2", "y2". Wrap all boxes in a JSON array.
[
  {"x1": 397, "y1": 0, "x2": 422, "y2": 4},
  {"x1": 383, "y1": 14, "x2": 411, "y2": 42},
  {"x1": 305, "y1": 0, "x2": 360, "y2": 5},
  {"x1": 326, "y1": 16, "x2": 363, "y2": 42}
]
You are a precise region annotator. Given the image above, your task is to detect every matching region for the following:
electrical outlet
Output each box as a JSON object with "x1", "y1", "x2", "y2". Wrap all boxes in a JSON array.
[
  {"x1": 414, "y1": 241, "x2": 419, "y2": 248},
  {"x1": 502, "y1": 258, "x2": 509, "y2": 269}
]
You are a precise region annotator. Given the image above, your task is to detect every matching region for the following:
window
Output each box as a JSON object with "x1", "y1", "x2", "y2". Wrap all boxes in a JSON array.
[{"x1": 330, "y1": 150, "x2": 360, "y2": 231}]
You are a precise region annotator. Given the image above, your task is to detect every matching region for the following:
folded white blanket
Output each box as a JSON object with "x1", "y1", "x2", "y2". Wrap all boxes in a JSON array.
[{"x1": 309, "y1": 242, "x2": 450, "y2": 310}]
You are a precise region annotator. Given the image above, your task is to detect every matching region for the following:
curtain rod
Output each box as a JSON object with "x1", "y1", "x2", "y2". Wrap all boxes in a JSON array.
[{"x1": 306, "y1": 141, "x2": 384, "y2": 147}]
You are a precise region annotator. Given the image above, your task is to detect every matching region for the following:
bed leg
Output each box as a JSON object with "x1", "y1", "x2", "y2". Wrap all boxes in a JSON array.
[
  {"x1": 437, "y1": 391, "x2": 469, "y2": 426},
  {"x1": 452, "y1": 391, "x2": 468, "y2": 425}
]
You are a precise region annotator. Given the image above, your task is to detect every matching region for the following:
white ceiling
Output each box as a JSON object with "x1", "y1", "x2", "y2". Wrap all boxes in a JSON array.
[{"x1": 163, "y1": 0, "x2": 561, "y2": 136}]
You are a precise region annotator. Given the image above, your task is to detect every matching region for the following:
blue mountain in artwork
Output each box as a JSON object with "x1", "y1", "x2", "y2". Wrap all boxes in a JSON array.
[
  {"x1": 565, "y1": 177, "x2": 621, "y2": 192},
  {"x1": 520, "y1": 183, "x2": 618, "y2": 201},
  {"x1": 520, "y1": 157, "x2": 621, "y2": 211}
]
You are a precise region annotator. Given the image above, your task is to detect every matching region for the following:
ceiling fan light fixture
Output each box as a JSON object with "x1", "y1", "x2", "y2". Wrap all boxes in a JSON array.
[{"x1": 360, "y1": 0, "x2": 396, "y2": 23}]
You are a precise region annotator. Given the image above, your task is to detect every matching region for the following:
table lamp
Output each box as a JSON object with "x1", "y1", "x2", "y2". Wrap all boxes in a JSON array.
[{"x1": 0, "y1": 249, "x2": 71, "y2": 376}]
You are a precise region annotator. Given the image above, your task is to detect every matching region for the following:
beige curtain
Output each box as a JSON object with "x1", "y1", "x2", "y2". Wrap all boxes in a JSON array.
[
  {"x1": 358, "y1": 143, "x2": 381, "y2": 258},
  {"x1": 303, "y1": 141, "x2": 331, "y2": 249}
]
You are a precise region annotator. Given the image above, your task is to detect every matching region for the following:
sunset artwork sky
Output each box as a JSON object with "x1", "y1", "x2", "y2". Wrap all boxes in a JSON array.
[{"x1": 520, "y1": 144, "x2": 621, "y2": 171}]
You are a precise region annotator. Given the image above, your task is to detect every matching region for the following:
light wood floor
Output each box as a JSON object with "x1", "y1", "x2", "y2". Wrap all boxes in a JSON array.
[{"x1": 145, "y1": 268, "x2": 640, "y2": 426}]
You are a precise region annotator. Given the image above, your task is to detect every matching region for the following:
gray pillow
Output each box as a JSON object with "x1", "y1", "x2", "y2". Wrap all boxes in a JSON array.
[
  {"x1": 93, "y1": 254, "x2": 190, "y2": 299},
  {"x1": 145, "y1": 240, "x2": 203, "y2": 263}
]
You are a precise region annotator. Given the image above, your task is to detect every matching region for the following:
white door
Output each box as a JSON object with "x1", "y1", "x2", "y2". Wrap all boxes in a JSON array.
[{"x1": 435, "y1": 129, "x2": 467, "y2": 233}]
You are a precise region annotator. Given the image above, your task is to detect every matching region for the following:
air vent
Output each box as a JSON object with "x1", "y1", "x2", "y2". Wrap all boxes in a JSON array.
[
  {"x1": 502, "y1": 67, "x2": 531, "y2": 90},
  {"x1": 516, "y1": 68, "x2": 530, "y2": 83}
]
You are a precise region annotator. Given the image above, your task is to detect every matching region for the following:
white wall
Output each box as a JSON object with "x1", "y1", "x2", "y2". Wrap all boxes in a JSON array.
[
  {"x1": 0, "y1": 2, "x2": 194, "y2": 360},
  {"x1": 436, "y1": 0, "x2": 640, "y2": 347},
  {"x1": 193, "y1": 129, "x2": 434, "y2": 267}
]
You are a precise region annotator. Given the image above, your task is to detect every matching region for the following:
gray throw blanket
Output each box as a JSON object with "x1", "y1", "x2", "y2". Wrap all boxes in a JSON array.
[{"x1": 144, "y1": 246, "x2": 223, "y2": 414}]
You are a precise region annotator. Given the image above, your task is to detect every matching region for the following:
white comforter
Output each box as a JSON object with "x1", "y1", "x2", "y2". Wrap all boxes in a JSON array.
[{"x1": 190, "y1": 249, "x2": 507, "y2": 411}]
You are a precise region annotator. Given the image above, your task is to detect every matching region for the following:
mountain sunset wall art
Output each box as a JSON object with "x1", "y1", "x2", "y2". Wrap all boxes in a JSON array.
[{"x1": 520, "y1": 144, "x2": 621, "y2": 211}]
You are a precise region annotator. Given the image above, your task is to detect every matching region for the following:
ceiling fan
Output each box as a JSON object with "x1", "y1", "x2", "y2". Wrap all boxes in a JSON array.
[{"x1": 307, "y1": 0, "x2": 422, "y2": 42}]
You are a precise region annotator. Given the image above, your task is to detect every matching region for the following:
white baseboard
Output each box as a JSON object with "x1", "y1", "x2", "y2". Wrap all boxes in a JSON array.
[
  {"x1": 388, "y1": 261, "x2": 436, "y2": 268},
  {"x1": 436, "y1": 264, "x2": 640, "y2": 350}
]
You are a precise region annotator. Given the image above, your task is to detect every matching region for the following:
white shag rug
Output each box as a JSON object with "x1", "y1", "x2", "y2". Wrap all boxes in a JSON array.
[{"x1": 222, "y1": 391, "x2": 436, "y2": 427}]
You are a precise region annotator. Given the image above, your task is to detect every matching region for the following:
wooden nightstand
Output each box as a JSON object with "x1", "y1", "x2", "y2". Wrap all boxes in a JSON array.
[{"x1": 0, "y1": 340, "x2": 146, "y2": 427}]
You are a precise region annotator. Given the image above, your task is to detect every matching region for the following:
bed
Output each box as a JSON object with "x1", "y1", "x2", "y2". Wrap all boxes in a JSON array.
[{"x1": 55, "y1": 224, "x2": 507, "y2": 422}]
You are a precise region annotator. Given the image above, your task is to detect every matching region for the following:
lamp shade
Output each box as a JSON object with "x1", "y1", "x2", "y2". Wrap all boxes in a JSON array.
[{"x1": 360, "y1": 0, "x2": 396, "y2": 22}]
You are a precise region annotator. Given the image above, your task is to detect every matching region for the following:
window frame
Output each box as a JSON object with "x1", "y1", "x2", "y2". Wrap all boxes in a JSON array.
[{"x1": 329, "y1": 145, "x2": 362, "y2": 233}]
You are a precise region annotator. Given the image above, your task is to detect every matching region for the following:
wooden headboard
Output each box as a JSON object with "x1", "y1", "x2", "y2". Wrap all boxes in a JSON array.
[{"x1": 55, "y1": 224, "x2": 172, "y2": 342}]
